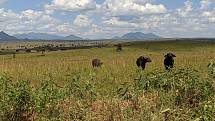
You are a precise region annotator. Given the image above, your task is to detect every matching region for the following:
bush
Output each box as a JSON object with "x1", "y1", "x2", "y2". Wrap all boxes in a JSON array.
[
  {"x1": 208, "y1": 60, "x2": 215, "y2": 78},
  {"x1": 0, "y1": 76, "x2": 35, "y2": 121},
  {"x1": 65, "y1": 73, "x2": 97, "y2": 103},
  {"x1": 25, "y1": 49, "x2": 31, "y2": 53},
  {"x1": 0, "y1": 66, "x2": 214, "y2": 120},
  {"x1": 0, "y1": 75, "x2": 67, "y2": 121},
  {"x1": 136, "y1": 67, "x2": 215, "y2": 107}
]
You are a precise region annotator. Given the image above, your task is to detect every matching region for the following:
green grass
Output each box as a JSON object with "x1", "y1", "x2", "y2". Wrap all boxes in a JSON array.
[{"x1": 0, "y1": 40, "x2": 214, "y2": 120}]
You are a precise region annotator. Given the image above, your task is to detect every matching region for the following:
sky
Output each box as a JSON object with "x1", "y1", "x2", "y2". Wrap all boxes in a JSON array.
[{"x1": 0, "y1": 0, "x2": 215, "y2": 39}]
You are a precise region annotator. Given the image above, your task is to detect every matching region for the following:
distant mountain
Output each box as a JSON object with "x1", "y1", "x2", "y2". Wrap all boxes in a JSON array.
[
  {"x1": 14, "y1": 32, "x2": 83, "y2": 40},
  {"x1": 0, "y1": 31, "x2": 17, "y2": 40},
  {"x1": 112, "y1": 36, "x2": 121, "y2": 40},
  {"x1": 63, "y1": 35, "x2": 83, "y2": 40},
  {"x1": 113, "y1": 32, "x2": 160, "y2": 40},
  {"x1": 13, "y1": 32, "x2": 160, "y2": 40},
  {"x1": 14, "y1": 32, "x2": 61, "y2": 40}
]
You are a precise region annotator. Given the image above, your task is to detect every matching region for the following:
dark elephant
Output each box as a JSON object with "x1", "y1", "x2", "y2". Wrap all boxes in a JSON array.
[
  {"x1": 164, "y1": 53, "x2": 176, "y2": 70},
  {"x1": 116, "y1": 44, "x2": 122, "y2": 52},
  {"x1": 136, "y1": 56, "x2": 152, "y2": 70},
  {"x1": 92, "y1": 59, "x2": 103, "y2": 67}
]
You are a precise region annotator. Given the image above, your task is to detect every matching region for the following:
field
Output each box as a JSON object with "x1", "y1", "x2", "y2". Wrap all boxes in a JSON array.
[{"x1": 0, "y1": 40, "x2": 215, "y2": 121}]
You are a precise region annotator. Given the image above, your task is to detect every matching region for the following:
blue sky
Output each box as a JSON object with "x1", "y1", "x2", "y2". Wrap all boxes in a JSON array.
[
  {"x1": 2, "y1": 0, "x2": 187, "y2": 11},
  {"x1": 0, "y1": 0, "x2": 214, "y2": 39}
]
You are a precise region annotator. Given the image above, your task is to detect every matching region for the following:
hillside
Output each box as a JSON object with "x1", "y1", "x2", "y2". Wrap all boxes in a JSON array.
[
  {"x1": 14, "y1": 32, "x2": 83, "y2": 40},
  {"x1": 63, "y1": 35, "x2": 83, "y2": 40},
  {"x1": 0, "y1": 31, "x2": 17, "y2": 40},
  {"x1": 113, "y1": 32, "x2": 160, "y2": 40}
]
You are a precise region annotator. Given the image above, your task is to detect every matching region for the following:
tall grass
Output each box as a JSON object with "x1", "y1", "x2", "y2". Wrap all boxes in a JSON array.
[
  {"x1": 0, "y1": 41, "x2": 214, "y2": 120},
  {"x1": 0, "y1": 65, "x2": 214, "y2": 120}
]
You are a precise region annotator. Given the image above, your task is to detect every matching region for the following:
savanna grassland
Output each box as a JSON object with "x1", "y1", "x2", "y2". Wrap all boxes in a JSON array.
[{"x1": 0, "y1": 40, "x2": 215, "y2": 121}]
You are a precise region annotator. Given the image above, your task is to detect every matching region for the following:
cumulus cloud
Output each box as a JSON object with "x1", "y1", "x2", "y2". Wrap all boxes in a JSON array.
[
  {"x1": 0, "y1": 0, "x2": 8, "y2": 4},
  {"x1": 0, "y1": 9, "x2": 77, "y2": 35},
  {"x1": 45, "y1": 0, "x2": 97, "y2": 12},
  {"x1": 202, "y1": 10, "x2": 215, "y2": 23},
  {"x1": 96, "y1": 0, "x2": 215, "y2": 38},
  {"x1": 73, "y1": 15, "x2": 92, "y2": 27},
  {"x1": 103, "y1": 0, "x2": 167, "y2": 16},
  {"x1": 2, "y1": 0, "x2": 215, "y2": 38},
  {"x1": 103, "y1": 17, "x2": 138, "y2": 28},
  {"x1": 177, "y1": 1, "x2": 193, "y2": 17},
  {"x1": 200, "y1": 0, "x2": 215, "y2": 9},
  {"x1": 21, "y1": 10, "x2": 44, "y2": 20}
]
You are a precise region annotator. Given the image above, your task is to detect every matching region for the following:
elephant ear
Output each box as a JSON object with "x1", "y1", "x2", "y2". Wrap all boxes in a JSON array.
[
  {"x1": 139, "y1": 56, "x2": 144, "y2": 60},
  {"x1": 143, "y1": 56, "x2": 147, "y2": 61},
  {"x1": 142, "y1": 56, "x2": 147, "y2": 61},
  {"x1": 144, "y1": 56, "x2": 149, "y2": 60},
  {"x1": 146, "y1": 57, "x2": 152, "y2": 62},
  {"x1": 171, "y1": 53, "x2": 176, "y2": 57}
]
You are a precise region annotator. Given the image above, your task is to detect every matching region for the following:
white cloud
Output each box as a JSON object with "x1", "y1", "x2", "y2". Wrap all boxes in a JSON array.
[
  {"x1": 200, "y1": 0, "x2": 215, "y2": 9},
  {"x1": 0, "y1": 8, "x2": 19, "y2": 21},
  {"x1": 21, "y1": 10, "x2": 43, "y2": 20},
  {"x1": 73, "y1": 15, "x2": 92, "y2": 27},
  {"x1": 45, "y1": 0, "x2": 97, "y2": 12},
  {"x1": 97, "y1": 0, "x2": 215, "y2": 38},
  {"x1": 202, "y1": 10, "x2": 215, "y2": 23},
  {"x1": 103, "y1": 0, "x2": 167, "y2": 16},
  {"x1": 103, "y1": 17, "x2": 138, "y2": 28},
  {"x1": 2, "y1": 0, "x2": 215, "y2": 38},
  {"x1": 0, "y1": 9, "x2": 77, "y2": 35},
  {"x1": 0, "y1": 0, "x2": 8, "y2": 4},
  {"x1": 177, "y1": 1, "x2": 193, "y2": 17}
]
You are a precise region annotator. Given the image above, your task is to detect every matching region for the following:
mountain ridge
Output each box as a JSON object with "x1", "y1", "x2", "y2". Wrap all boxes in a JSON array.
[
  {"x1": 14, "y1": 32, "x2": 83, "y2": 40},
  {"x1": 0, "y1": 31, "x2": 160, "y2": 41},
  {"x1": 114, "y1": 32, "x2": 160, "y2": 40},
  {"x1": 63, "y1": 35, "x2": 83, "y2": 40},
  {"x1": 0, "y1": 31, "x2": 17, "y2": 40}
]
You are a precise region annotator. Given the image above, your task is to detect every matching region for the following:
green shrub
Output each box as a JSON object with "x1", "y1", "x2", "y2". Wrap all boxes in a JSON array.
[
  {"x1": 136, "y1": 67, "x2": 214, "y2": 107},
  {"x1": 0, "y1": 75, "x2": 35, "y2": 121},
  {"x1": 34, "y1": 78, "x2": 67, "y2": 120},
  {"x1": 0, "y1": 66, "x2": 214, "y2": 120},
  {"x1": 65, "y1": 73, "x2": 97, "y2": 103}
]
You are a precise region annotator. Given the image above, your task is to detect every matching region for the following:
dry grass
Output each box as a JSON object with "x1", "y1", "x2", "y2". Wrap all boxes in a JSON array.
[
  {"x1": 0, "y1": 40, "x2": 214, "y2": 120},
  {"x1": 0, "y1": 41, "x2": 214, "y2": 84}
]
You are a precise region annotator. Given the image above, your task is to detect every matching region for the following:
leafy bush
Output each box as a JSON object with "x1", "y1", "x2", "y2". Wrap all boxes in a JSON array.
[
  {"x1": 0, "y1": 75, "x2": 67, "y2": 121},
  {"x1": 0, "y1": 66, "x2": 214, "y2": 120},
  {"x1": 34, "y1": 79, "x2": 66, "y2": 120},
  {"x1": 136, "y1": 67, "x2": 214, "y2": 107},
  {"x1": 0, "y1": 76, "x2": 35, "y2": 121},
  {"x1": 208, "y1": 60, "x2": 215, "y2": 78},
  {"x1": 65, "y1": 73, "x2": 97, "y2": 103}
]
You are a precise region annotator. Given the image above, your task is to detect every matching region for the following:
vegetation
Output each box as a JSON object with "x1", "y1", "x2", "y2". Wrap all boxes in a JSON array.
[{"x1": 0, "y1": 40, "x2": 214, "y2": 120}]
